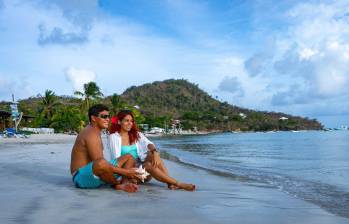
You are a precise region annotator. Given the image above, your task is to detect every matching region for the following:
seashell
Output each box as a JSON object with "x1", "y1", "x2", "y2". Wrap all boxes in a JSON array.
[{"x1": 136, "y1": 165, "x2": 150, "y2": 182}]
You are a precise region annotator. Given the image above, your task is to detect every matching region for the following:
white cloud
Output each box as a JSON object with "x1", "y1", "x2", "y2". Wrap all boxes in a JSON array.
[
  {"x1": 298, "y1": 48, "x2": 318, "y2": 60},
  {"x1": 1, "y1": 0, "x2": 348, "y2": 125},
  {"x1": 244, "y1": 54, "x2": 264, "y2": 77},
  {"x1": 242, "y1": 1, "x2": 349, "y2": 113},
  {"x1": 218, "y1": 76, "x2": 244, "y2": 97},
  {"x1": 211, "y1": 56, "x2": 274, "y2": 110},
  {"x1": 0, "y1": 0, "x2": 243, "y2": 99},
  {"x1": 0, "y1": 76, "x2": 15, "y2": 98},
  {"x1": 65, "y1": 67, "x2": 96, "y2": 92},
  {"x1": 0, "y1": 74, "x2": 32, "y2": 101},
  {"x1": 37, "y1": 24, "x2": 89, "y2": 45}
]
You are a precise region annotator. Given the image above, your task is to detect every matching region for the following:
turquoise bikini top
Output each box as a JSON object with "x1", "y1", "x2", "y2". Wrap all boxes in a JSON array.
[{"x1": 121, "y1": 144, "x2": 138, "y2": 160}]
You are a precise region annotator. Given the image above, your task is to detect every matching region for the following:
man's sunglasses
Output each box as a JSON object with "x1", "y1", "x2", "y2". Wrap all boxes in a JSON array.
[{"x1": 98, "y1": 114, "x2": 110, "y2": 119}]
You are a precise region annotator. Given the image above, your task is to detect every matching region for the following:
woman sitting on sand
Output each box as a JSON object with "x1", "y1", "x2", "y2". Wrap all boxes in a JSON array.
[{"x1": 108, "y1": 110, "x2": 195, "y2": 191}]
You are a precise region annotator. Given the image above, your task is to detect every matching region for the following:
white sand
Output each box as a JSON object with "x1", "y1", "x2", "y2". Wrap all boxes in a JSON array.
[
  {"x1": 0, "y1": 133, "x2": 77, "y2": 144},
  {"x1": 0, "y1": 136, "x2": 348, "y2": 224}
]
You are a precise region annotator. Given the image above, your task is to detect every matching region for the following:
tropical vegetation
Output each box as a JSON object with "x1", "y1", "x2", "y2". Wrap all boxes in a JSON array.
[{"x1": 0, "y1": 79, "x2": 323, "y2": 133}]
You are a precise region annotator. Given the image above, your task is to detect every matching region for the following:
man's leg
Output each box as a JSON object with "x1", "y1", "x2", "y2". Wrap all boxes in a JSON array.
[
  {"x1": 92, "y1": 159, "x2": 118, "y2": 184},
  {"x1": 92, "y1": 157, "x2": 138, "y2": 193}
]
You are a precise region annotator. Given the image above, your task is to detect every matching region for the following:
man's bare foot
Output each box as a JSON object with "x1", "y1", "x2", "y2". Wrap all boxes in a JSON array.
[
  {"x1": 129, "y1": 178, "x2": 138, "y2": 184},
  {"x1": 114, "y1": 183, "x2": 139, "y2": 193},
  {"x1": 176, "y1": 182, "x2": 196, "y2": 191}
]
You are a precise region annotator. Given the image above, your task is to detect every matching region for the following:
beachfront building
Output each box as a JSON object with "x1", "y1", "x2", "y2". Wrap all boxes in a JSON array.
[
  {"x1": 279, "y1": 117, "x2": 289, "y2": 121},
  {"x1": 0, "y1": 110, "x2": 11, "y2": 131},
  {"x1": 239, "y1": 113, "x2": 247, "y2": 119},
  {"x1": 0, "y1": 109, "x2": 35, "y2": 131},
  {"x1": 148, "y1": 127, "x2": 164, "y2": 134},
  {"x1": 139, "y1": 123, "x2": 150, "y2": 131},
  {"x1": 171, "y1": 119, "x2": 182, "y2": 134}
]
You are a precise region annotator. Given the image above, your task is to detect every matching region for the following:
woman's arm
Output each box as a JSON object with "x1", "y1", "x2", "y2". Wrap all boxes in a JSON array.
[
  {"x1": 137, "y1": 132, "x2": 162, "y2": 165},
  {"x1": 147, "y1": 143, "x2": 161, "y2": 167},
  {"x1": 108, "y1": 134, "x2": 118, "y2": 160},
  {"x1": 147, "y1": 143, "x2": 157, "y2": 153}
]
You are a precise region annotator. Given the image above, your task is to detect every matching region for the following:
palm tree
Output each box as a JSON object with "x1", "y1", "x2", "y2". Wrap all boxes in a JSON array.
[
  {"x1": 50, "y1": 106, "x2": 84, "y2": 133},
  {"x1": 41, "y1": 89, "x2": 60, "y2": 121},
  {"x1": 74, "y1": 82, "x2": 103, "y2": 110},
  {"x1": 110, "y1": 93, "x2": 125, "y2": 114}
]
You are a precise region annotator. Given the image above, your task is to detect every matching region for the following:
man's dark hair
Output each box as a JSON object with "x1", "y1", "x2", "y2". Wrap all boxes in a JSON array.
[{"x1": 88, "y1": 104, "x2": 109, "y2": 122}]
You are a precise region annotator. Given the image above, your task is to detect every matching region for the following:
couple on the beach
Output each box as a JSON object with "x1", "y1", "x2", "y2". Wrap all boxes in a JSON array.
[{"x1": 70, "y1": 104, "x2": 196, "y2": 193}]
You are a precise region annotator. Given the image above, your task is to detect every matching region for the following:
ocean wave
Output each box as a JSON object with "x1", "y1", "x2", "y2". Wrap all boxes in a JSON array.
[{"x1": 160, "y1": 150, "x2": 349, "y2": 218}]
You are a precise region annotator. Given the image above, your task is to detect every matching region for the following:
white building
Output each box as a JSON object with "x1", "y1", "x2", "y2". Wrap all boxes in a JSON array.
[
  {"x1": 239, "y1": 113, "x2": 247, "y2": 119},
  {"x1": 148, "y1": 127, "x2": 164, "y2": 134}
]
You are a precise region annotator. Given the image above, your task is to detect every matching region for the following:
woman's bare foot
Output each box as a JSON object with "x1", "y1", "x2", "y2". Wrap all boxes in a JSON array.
[
  {"x1": 168, "y1": 184, "x2": 179, "y2": 190},
  {"x1": 176, "y1": 182, "x2": 196, "y2": 191},
  {"x1": 114, "y1": 183, "x2": 139, "y2": 193},
  {"x1": 169, "y1": 181, "x2": 195, "y2": 191}
]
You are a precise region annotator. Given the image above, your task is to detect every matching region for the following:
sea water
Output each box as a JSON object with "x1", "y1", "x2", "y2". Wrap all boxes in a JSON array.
[{"x1": 154, "y1": 131, "x2": 349, "y2": 218}]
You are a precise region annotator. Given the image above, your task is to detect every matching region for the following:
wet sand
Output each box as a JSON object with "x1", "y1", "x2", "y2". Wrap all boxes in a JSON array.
[{"x1": 0, "y1": 135, "x2": 348, "y2": 224}]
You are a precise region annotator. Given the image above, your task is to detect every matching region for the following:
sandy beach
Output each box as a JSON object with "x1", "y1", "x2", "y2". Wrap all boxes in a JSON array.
[{"x1": 0, "y1": 134, "x2": 348, "y2": 224}]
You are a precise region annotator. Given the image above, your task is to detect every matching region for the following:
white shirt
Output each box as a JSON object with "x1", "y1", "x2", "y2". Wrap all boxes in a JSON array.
[{"x1": 108, "y1": 132, "x2": 154, "y2": 162}]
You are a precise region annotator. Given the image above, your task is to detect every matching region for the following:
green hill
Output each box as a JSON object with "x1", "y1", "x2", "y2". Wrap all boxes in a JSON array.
[
  {"x1": 118, "y1": 79, "x2": 323, "y2": 131},
  {"x1": 0, "y1": 79, "x2": 323, "y2": 132}
]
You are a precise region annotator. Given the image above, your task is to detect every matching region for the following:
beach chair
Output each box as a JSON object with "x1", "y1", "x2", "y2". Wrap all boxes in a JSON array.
[
  {"x1": 5, "y1": 128, "x2": 16, "y2": 137},
  {"x1": 4, "y1": 128, "x2": 28, "y2": 138}
]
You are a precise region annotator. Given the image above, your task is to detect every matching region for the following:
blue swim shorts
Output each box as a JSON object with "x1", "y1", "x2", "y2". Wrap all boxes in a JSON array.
[{"x1": 72, "y1": 159, "x2": 119, "y2": 189}]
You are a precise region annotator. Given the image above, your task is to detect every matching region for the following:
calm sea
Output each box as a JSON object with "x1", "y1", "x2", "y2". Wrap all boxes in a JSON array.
[{"x1": 153, "y1": 131, "x2": 349, "y2": 218}]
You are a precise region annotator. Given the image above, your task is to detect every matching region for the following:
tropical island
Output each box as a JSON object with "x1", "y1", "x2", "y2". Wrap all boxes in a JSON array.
[{"x1": 0, "y1": 79, "x2": 323, "y2": 134}]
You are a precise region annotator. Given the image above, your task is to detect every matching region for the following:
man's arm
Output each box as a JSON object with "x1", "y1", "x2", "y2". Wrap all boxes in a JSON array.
[
  {"x1": 85, "y1": 132, "x2": 140, "y2": 179},
  {"x1": 110, "y1": 166, "x2": 139, "y2": 179},
  {"x1": 84, "y1": 131, "x2": 105, "y2": 161}
]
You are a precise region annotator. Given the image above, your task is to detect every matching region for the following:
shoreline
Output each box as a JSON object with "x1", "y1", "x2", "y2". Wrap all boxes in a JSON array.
[
  {"x1": 0, "y1": 133, "x2": 77, "y2": 144},
  {"x1": 0, "y1": 129, "x2": 339, "y2": 144},
  {"x1": 144, "y1": 129, "x2": 332, "y2": 137}
]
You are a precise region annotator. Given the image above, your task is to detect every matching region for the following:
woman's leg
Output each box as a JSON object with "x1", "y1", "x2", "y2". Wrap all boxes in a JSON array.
[
  {"x1": 117, "y1": 154, "x2": 136, "y2": 168},
  {"x1": 117, "y1": 154, "x2": 137, "y2": 184},
  {"x1": 143, "y1": 154, "x2": 195, "y2": 191},
  {"x1": 154, "y1": 157, "x2": 177, "y2": 189}
]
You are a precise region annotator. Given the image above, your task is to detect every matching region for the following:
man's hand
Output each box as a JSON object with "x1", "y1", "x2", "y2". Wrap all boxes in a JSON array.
[{"x1": 122, "y1": 168, "x2": 142, "y2": 180}]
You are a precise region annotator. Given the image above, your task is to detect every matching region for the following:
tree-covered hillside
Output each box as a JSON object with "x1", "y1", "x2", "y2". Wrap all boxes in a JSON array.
[
  {"x1": 120, "y1": 79, "x2": 323, "y2": 131},
  {"x1": 0, "y1": 79, "x2": 323, "y2": 132}
]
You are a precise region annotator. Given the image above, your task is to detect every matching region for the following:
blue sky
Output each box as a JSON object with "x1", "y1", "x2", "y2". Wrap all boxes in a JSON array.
[{"x1": 0, "y1": 0, "x2": 349, "y2": 128}]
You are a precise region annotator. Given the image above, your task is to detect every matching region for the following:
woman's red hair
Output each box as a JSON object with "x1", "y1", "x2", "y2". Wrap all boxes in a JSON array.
[{"x1": 109, "y1": 110, "x2": 140, "y2": 144}]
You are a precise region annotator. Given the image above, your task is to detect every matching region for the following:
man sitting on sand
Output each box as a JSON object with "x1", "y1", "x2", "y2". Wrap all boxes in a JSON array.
[{"x1": 70, "y1": 104, "x2": 141, "y2": 192}]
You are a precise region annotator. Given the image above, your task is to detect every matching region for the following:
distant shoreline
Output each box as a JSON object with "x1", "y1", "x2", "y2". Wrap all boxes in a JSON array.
[
  {"x1": 144, "y1": 129, "x2": 337, "y2": 137},
  {"x1": 1, "y1": 129, "x2": 345, "y2": 144}
]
